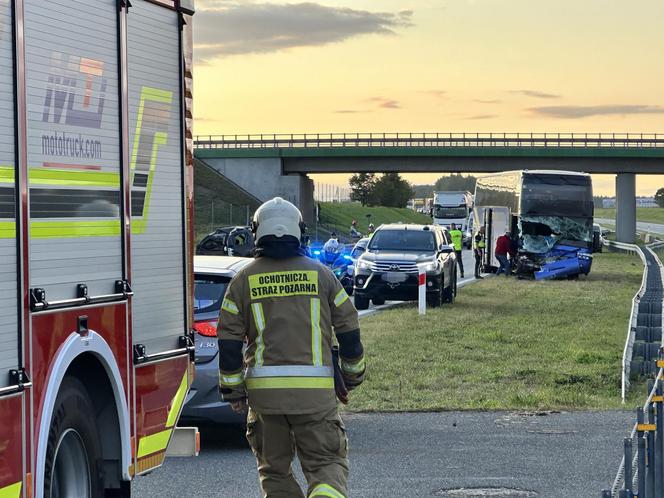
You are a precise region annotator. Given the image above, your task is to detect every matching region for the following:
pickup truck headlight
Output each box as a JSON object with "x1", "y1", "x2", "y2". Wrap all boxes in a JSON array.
[
  {"x1": 355, "y1": 259, "x2": 372, "y2": 271},
  {"x1": 421, "y1": 261, "x2": 440, "y2": 272}
]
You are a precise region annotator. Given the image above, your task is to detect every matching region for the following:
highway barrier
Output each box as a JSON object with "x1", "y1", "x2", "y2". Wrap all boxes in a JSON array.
[{"x1": 603, "y1": 242, "x2": 664, "y2": 497}]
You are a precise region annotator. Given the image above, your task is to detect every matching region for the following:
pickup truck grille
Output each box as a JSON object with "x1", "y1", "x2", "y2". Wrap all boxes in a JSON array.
[{"x1": 371, "y1": 261, "x2": 419, "y2": 273}]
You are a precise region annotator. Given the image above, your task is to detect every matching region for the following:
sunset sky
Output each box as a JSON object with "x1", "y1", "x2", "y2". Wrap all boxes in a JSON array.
[{"x1": 193, "y1": 0, "x2": 664, "y2": 195}]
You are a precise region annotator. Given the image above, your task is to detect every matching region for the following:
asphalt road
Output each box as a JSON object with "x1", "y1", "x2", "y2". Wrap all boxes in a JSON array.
[
  {"x1": 132, "y1": 410, "x2": 632, "y2": 498},
  {"x1": 597, "y1": 217, "x2": 664, "y2": 235}
]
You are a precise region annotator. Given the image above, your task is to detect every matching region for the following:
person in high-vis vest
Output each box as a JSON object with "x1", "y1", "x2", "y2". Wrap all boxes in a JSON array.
[
  {"x1": 449, "y1": 223, "x2": 464, "y2": 278},
  {"x1": 473, "y1": 226, "x2": 486, "y2": 279},
  {"x1": 218, "y1": 197, "x2": 366, "y2": 498}
]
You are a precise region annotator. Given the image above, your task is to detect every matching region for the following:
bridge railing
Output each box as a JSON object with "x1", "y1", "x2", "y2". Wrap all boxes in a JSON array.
[{"x1": 194, "y1": 132, "x2": 664, "y2": 150}]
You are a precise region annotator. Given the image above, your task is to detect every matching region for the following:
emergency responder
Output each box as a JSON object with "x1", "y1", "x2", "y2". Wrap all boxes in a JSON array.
[
  {"x1": 218, "y1": 197, "x2": 366, "y2": 498},
  {"x1": 495, "y1": 230, "x2": 511, "y2": 276},
  {"x1": 323, "y1": 232, "x2": 340, "y2": 253},
  {"x1": 449, "y1": 223, "x2": 464, "y2": 278},
  {"x1": 473, "y1": 226, "x2": 486, "y2": 279},
  {"x1": 349, "y1": 220, "x2": 362, "y2": 239}
]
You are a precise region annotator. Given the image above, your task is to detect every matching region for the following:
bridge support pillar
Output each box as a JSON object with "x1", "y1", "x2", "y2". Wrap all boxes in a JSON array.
[
  {"x1": 615, "y1": 173, "x2": 636, "y2": 244},
  {"x1": 297, "y1": 174, "x2": 315, "y2": 228}
]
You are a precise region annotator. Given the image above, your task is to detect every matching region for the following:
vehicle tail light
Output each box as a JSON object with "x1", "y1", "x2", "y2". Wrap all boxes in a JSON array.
[{"x1": 194, "y1": 320, "x2": 218, "y2": 337}]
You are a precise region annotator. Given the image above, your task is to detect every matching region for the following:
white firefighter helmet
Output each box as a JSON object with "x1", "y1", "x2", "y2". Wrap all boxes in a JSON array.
[{"x1": 252, "y1": 197, "x2": 303, "y2": 243}]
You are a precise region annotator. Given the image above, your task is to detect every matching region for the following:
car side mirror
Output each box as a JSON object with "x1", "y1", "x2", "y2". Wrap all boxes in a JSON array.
[{"x1": 440, "y1": 244, "x2": 455, "y2": 253}]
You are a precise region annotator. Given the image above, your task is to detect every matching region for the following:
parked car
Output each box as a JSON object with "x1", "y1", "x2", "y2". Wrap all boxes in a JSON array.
[
  {"x1": 335, "y1": 237, "x2": 371, "y2": 296},
  {"x1": 353, "y1": 224, "x2": 457, "y2": 310},
  {"x1": 592, "y1": 223, "x2": 605, "y2": 253},
  {"x1": 181, "y1": 255, "x2": 252, "y2": 424},
  {"x1": 196, "y1": 226, "x2": 255, "y2": 257},
  {"x1": 350, "y1": 237, "x2": 370, "y2": 259}
]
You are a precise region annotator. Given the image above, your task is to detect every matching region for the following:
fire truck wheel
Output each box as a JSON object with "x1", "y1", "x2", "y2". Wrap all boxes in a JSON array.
[{"x1": 44, "y1": 376, "x2": 104, "y2": 498}]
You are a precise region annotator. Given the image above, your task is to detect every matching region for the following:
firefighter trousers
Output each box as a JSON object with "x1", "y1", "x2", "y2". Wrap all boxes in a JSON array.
[{"x1": 246, "y1": 406, "x2": 349, "y2": 498}]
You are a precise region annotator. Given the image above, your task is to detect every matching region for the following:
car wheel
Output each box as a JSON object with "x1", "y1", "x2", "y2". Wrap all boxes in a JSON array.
[
  {"x1": 354, "y1": 295, "x2": 370, "y2": 310},
  {"x1": 372, "y1": 298, "x2": 386, "y2": 306},
  {"x1": 44, "y1": 377, "x2": 104, "y2": 498},
  {"x1": 426, "y1": 283, "x2": 443, "y2": 308},
  {"x1": 442, "y1": 275, "x2": 455, "y2": 304}
]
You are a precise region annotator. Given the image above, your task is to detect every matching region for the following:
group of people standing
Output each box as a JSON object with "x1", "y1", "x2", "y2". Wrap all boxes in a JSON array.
[
  {"x1": 448, "y1": 224, "x2": 517, "y2": 280},
  {"x1": 447, "y1": 223, "x2": 485, "y2": 280}
]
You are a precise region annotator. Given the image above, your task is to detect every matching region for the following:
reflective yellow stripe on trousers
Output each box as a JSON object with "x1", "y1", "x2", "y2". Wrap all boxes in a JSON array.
[{"x1": 309, "y1": 483, "x2": 345, "y2": 498}]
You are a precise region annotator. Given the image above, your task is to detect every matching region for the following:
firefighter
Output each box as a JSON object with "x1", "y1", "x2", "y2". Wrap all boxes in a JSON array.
[
  {"x1": 218, "y1": 197, "x2": 366, "y2": 498},
  {"x1": 473, "y1": 226, "x2": 486, "y2": 279},
  {"x1": 449, "y1": 223, "x2": 465, "y2": 278}
]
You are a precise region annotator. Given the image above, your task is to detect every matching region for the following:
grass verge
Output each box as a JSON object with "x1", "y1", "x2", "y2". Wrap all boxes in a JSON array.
[
  {"x1": 595, "y1": 207, "x2": 664, "y2": 225},
  {"x1": 348, "y1": 252, "x2": 645, "y2": 412}
]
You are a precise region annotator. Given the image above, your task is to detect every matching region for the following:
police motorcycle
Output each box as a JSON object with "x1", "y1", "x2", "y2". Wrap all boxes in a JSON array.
[{"x1": 311, "y1": 242, "x2": 354, "y2": 296}]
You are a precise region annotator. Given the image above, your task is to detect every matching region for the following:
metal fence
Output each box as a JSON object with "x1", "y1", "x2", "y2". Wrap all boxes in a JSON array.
[
  {"x1": 611, "y1": 242, "x2": 650, "y2": 402},
  {"x1": 314, "y1": 183, "x2": 351, "y2": 203},
  {"x1": 603, "y1": 243, "x2": 664, "y2": 497},
  {"x1": 194, "y1": 132, "x2": 664, "y2": 150},
  {"x1": 195, "y1": 199, "x2": 253, "y2": 239}
]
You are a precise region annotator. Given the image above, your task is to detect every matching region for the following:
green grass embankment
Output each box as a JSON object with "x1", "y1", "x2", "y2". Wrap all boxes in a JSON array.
[
  {"x1": 348, "y1": 252, "x2": 645, "y2": 412},
  {"x1": 194, "y1": 159, "x2": 262, "y2": 243},
  {"x1": 595, "y1": 208, "x2": 664, "y2": 225},
  {"x1": 317, "y1": 202, "x2": 431, "y2": 242}
]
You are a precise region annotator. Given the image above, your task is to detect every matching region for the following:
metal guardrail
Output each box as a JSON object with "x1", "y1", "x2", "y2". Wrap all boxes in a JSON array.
[
  {"x1": 604, "y1": 242, "x2": 664, "y2": 497},
  {"x1": 194, "y1": 132, "x2": 664, "y2": 150},
  {"x1": 606, "y1": 241, "x2": 649, "y2": 402}
]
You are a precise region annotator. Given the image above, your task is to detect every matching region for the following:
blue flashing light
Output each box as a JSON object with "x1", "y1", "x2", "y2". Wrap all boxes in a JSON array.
[
  {"x1": 313, "y1": 250, "x2": 321, "y2": 255},
  {"x1": 343, "y1": 255, "x2": 352, "y2": 260}
]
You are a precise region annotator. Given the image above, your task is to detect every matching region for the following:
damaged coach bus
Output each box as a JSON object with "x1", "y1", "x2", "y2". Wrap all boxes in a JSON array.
[{"x1": 474, "y1": 170, "x2": 594, "y2": 280}]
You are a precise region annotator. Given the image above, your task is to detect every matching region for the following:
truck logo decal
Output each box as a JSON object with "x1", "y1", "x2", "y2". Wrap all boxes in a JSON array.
[
  {"x1": 130, "y1": 87, "x2": 173, "y2": 235},
  {"x1": 42, "y1": 53, "x2": 107, "y2": 129}
]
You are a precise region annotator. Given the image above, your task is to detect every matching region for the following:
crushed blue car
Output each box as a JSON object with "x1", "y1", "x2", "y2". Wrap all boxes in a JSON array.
[{"x1": 534, "y1": 244, "x2": 593, "y2": 280}]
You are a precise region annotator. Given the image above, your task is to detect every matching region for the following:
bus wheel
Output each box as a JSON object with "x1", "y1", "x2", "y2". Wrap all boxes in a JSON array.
[{"x1": 44, "y1": 377, "x2": 104, "y2": 498}]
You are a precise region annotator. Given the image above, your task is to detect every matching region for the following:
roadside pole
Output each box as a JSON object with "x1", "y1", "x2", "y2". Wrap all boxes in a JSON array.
[{"x1": 418, "y1": 265, "x2": 426, "y2": 315}]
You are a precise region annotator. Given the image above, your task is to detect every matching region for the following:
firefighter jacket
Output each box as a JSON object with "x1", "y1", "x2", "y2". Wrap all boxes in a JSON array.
[{"x1": 218, "y1": 255, "x2": 365, "y2": 415}]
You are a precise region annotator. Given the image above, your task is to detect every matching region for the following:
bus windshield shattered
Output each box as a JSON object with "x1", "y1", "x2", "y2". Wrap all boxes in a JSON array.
[{"x1": 518, "y1": 174, "x2": 594, "y2": 254}]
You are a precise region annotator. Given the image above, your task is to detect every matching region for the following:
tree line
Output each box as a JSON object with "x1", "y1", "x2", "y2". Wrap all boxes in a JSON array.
[{"x1": 349, "y1": 173, "x2": 477, "y2": 208}]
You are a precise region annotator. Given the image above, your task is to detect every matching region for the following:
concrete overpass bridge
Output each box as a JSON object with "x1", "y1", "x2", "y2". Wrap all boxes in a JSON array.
[{"x1": 194, "y1": 132, "x2": 664, "y2": 242}]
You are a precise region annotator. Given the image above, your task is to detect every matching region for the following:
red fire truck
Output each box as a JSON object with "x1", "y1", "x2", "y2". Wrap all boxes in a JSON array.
[{"x1": 0, "y1": 0, "x2": 196, "y2": 496}]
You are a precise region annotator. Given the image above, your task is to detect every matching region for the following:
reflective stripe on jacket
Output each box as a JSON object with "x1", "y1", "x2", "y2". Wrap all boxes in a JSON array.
[
  {"x1": 218, "y1": 255, "x2": 361, "y2": 415},
  {"x1": 473, "y1": 233, "x2": 486, "y2": 250}
]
